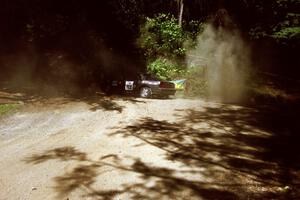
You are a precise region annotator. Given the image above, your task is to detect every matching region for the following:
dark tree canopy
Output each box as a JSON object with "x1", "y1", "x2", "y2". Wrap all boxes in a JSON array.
[{"x1": 0, "y1": 0, "x2": 299, "y2": 89}]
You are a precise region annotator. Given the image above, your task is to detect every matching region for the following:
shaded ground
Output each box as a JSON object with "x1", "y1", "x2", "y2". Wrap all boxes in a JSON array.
[{"x1": 0, "y1": 87, "x2": 299, "y2": 199}]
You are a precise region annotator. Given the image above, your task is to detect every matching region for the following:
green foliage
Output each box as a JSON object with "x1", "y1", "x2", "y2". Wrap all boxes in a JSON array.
[
  {"x1": 137, "y1": 13, "x2": 190, "y2": 79},
  {"x1": 249, "y1": 0, "x2": 300, "y2": 44},
  {"x1": 137, "y1": 13, "x2": 208, "y2": 81},
  {"x1": 138, "y1": 13, "x2": 187, "y2": 59},
  {"x1": 147, "y1": 58, "x2": 185, "y2": 80},
  {"x1": 272, "y1": 26, "x2": 300, "y2": 39},
  {"x1": 0, "y1": 104, "x2": 18, "y2": 116}
]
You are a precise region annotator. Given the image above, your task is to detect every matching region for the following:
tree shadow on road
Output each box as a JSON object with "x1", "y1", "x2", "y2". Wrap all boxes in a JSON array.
[
  {"x1": 23, "y1": 101, "x2": 300, "y2": 199},
  {"x1": 88, "y1": 98, "x2": 124, "y2": 113},
  {"x1": 24, "y1": 146, "x2": 238, "y2": 200},
  {"x1": 112, "y1": 102, "x2": 300, "y2": 199},
  {"x1": 180, "y1": 102, "x2": 300, "y2": 184},
  {"x1": 24, "y1": 147, "x2": 87, "y2": 164},
  {"x1": 80, "y1": 95, "x2": 146, "y2": 113}
]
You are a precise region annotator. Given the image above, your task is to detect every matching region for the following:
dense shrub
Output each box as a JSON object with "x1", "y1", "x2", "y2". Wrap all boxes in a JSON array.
[
  {"x1": 137, "y1": 13, "x2": 188, "y2": 80},
  {"x1": 147, "y1": 57, "x2": 185, "y2": 80},
  {"x1": 137, "y1": 13, "x2": 187, "y2": 58}
]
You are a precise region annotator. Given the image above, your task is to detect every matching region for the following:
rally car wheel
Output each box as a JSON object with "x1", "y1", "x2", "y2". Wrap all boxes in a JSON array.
[{"x1": 140, "y1": 87, "x2": 152, "y2": 98}]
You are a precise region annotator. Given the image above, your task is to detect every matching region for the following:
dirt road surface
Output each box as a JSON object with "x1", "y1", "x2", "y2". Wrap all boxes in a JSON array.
[{"x1": 0, "y1": 96, "x2": 299, "y2": 200}]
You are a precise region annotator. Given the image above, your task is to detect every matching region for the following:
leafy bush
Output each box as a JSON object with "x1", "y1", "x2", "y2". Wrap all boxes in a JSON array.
[
  {"x1": 137, "y1": 13, "x2": 207, "y2": 86},
  {"x1": 147, "y1": 58, "x2": 185, "y2": 80},
  {"x1": 137, "y1": 13, "x2": 187, "y2": 59},
  {"x1": 272, "y1": 26, "x2": 300, "y2": 40},
  {"x1": 137, "y1": 13, "x2": 188, "y2": 80}
]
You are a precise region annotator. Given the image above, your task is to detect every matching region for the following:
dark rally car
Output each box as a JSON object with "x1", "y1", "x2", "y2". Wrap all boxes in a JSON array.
[{"x1": 105, "y1": 74, "x2": 176, "y2": 98}]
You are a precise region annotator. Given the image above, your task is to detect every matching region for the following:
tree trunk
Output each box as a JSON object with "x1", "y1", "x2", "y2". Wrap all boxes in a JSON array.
[{"x1": 178, "y1": 0, "x2": 184, "y2": 27}]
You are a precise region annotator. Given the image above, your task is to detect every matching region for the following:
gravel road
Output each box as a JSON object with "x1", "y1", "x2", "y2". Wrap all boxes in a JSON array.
[{"x1": 0, "y1": 96, "x2": 299, "y2": 200}]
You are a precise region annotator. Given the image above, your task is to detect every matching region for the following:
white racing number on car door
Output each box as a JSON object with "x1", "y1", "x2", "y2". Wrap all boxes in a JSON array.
[{"x1": 125, "y1": 81, "x2": 134, "y2": 90}]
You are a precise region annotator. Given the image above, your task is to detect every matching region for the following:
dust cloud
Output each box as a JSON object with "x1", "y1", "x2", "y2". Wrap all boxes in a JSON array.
[
  {"x1": 0, "y1": 35, "x2": 140, "y2": 96},
  {"x1": 0, "y1": 48, "x2": 80, "y2": 96},
  {"x1": 187, "y1": 11, "x2": 251, "y2": 103}
]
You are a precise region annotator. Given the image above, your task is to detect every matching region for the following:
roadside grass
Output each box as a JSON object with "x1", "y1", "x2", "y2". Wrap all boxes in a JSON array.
[{"x1": 0, "y1": 104, "x2": 19, "y2": 116}]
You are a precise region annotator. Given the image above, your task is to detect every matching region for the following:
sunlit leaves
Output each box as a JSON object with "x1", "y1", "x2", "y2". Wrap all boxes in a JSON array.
[
  {"x1": 138, "y1": 14, "x2": 186, "y2": 58},
  {"x1": 147, "y1": 57, "x2": 185, "y2": 80},
  {"x1": 137, "y1": 14, "x2": 188, "y2": 79}
]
